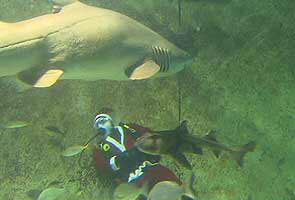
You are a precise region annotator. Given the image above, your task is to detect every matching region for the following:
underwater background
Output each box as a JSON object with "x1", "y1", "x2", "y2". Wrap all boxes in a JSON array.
[{"x1": 0, "y1": 0, "x2": 294, "y2": 200}]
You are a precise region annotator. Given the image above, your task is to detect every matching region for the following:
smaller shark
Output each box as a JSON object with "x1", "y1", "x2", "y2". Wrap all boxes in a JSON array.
[{"x1": 135, "y1": 121, "x2": 256, "y2": 169}]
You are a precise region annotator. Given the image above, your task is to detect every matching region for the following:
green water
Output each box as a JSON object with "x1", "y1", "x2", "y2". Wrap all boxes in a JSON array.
[{"x1": 0, "y1": 0, "x2": 294, "y2": 200}]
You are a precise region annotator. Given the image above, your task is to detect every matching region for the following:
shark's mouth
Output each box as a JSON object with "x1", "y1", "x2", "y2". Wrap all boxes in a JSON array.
[{"x1": 152, "y1": 46, "x2": 170, "y2": 73}]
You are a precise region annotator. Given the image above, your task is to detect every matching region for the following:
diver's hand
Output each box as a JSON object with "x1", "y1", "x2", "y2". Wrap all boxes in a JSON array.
[
  {"x1": 115, "y1": 150, "x2": 134, "y2": 170},
  {"x1": 113, "y1": 148, "x2": 141, "y2": 173},
  {"x1": 115, "y1": 151, "x2": 129, "y2": 166}
]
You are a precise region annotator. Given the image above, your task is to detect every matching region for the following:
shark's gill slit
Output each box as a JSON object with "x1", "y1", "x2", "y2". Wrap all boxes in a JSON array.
[
  {"x1": 152, "y1": 46, "x2": 170, "y2": 73},
  {"x1": 152, "y1": 46, "x2": 159, "y2": 69},
  {"x1": 164, "y1": 48, "x2": 170, "y2": 72},
  {"x1": 158, "y1": 47, "x2": 165, "y2": 72},
  {"x1": 156, "y1": 46, "x2": 163, "y2": 72},
  {"x1": 161, "y1": 47, "x2": 167, "y2": 72},
  {"x1": 167, "y1": 50, "x2": 170, "y2": 72}
]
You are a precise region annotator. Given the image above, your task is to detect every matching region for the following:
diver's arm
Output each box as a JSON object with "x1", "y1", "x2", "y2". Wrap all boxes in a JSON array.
[
  {"x1": 110, "y1": 147, "x2": 160, "y2": 173},
  {"x1": 93, "y1": 148, "x2": 114, "y2": 174}
]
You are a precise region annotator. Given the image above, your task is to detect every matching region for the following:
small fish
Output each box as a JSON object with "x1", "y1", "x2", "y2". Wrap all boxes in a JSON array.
[
  {"x1": 45, "y1": 126, "x2": 64, "y2": 137},
  {"x1": 135, "y1": 121, "x2": 256, "y2": 169},
  {"x1": 37, "y1": 187, "x2": 65, "y2": 200},
  {"x1": 62, "y1": 145, "x2": 88, "y2": 157},
  {"x1": 148, "y1": 181, "x2": 196, "y2": 200},
  {"x1": 113, "y1": 183, "x2": 147, "y2": 200},
  {"x1": 0, "y1": 121, "x2": 32, "y2": 129}
]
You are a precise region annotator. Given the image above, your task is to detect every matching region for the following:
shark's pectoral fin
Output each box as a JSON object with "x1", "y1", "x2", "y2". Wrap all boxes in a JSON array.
[
  {"x1": 18, "y1": 67, "x2": 63, "y2": 88},
  {"x1": 34, "y1": 69, "x2": 64, "y2": 87},
  {"x1": 126, "y1": 60, "x2": 160, "y2": 80},
  {"x1": 170, "y1": 150, "x2": 192, "y2": 170}
]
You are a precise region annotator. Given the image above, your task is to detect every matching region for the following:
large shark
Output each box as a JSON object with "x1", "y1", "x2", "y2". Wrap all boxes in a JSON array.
[{"x1": 0, "y1": 0, "x2": 194, "y2": 88}]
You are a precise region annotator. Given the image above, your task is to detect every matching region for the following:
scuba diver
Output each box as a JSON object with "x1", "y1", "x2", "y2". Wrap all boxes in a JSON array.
[{"x1": 92, "y1": 113, "x2": 185, "y2": 200}]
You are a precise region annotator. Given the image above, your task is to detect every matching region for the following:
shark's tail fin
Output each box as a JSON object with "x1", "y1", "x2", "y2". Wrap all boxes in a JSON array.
[
  {"x1": 231, "y1": 141, "x2": 256, "y2": 167},
  {"x1": 176, "y1": 121, "x2": 204, "y2": 155}
]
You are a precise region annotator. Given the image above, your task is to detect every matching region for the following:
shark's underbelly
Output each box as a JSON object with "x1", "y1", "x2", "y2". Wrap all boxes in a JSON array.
[
  {"x1": 59, "y1": 48, "x2": 143, "y2": 81},
  {"x1": 0, "y1": 38, "x2": 46, "y2": 77},
  {"x1": 60, "y1": 58, "x2": 134, "y2": 81}
]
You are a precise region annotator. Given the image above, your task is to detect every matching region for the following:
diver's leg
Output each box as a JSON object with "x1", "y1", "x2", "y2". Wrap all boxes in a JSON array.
[{"x1": 146, "y1": 164, "x2": 182, "y2": 187}]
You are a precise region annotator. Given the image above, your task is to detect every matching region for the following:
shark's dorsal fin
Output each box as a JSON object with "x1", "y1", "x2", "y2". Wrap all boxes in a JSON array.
[
  {"x1": 204, "y1": 130, "x2": 221, "y2": 158},
  {"x1": 170, "y1": 150, "x2": 192, "y2": 170},
  {"x1": 177, "y1": 120, "x2": 189, "y2": 135},
  {"x1": 127, "y1": 60, "x2": 160, "y2": 80}
]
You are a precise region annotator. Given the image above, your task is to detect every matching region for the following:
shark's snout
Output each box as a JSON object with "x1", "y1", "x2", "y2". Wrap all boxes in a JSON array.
[{"x1": 170, "y1": 51, "x2": 196, "y2": 73}]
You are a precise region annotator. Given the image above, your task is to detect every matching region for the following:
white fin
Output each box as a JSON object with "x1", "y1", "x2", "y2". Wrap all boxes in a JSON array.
[
  {"x1": 52, "y1": 5, "x2": 63, "y2": 13},
  {"x1": 50, "y1": 0, "x2": 78, "y2": 13},
  {"x1": 34, "y1": 69, "x2": 64, "y2": 88},
  {"x1": 129, "y1": 60, "x2": 160, "y2": 80}
]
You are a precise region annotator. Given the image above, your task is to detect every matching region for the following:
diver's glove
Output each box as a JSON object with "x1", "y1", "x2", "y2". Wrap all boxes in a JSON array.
[
  {"x1": 110, "y1": 148, "x2": 144, "y2": 174},
  {"x1": 116, "y1": 151, "x2": 129, "y2": 168},
  {"x1": 109, "y1": 151, "x2": 131, "y2": 172},
  {"x1": 110, "y1": 147, "x2": 161, "y2": 179}
]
